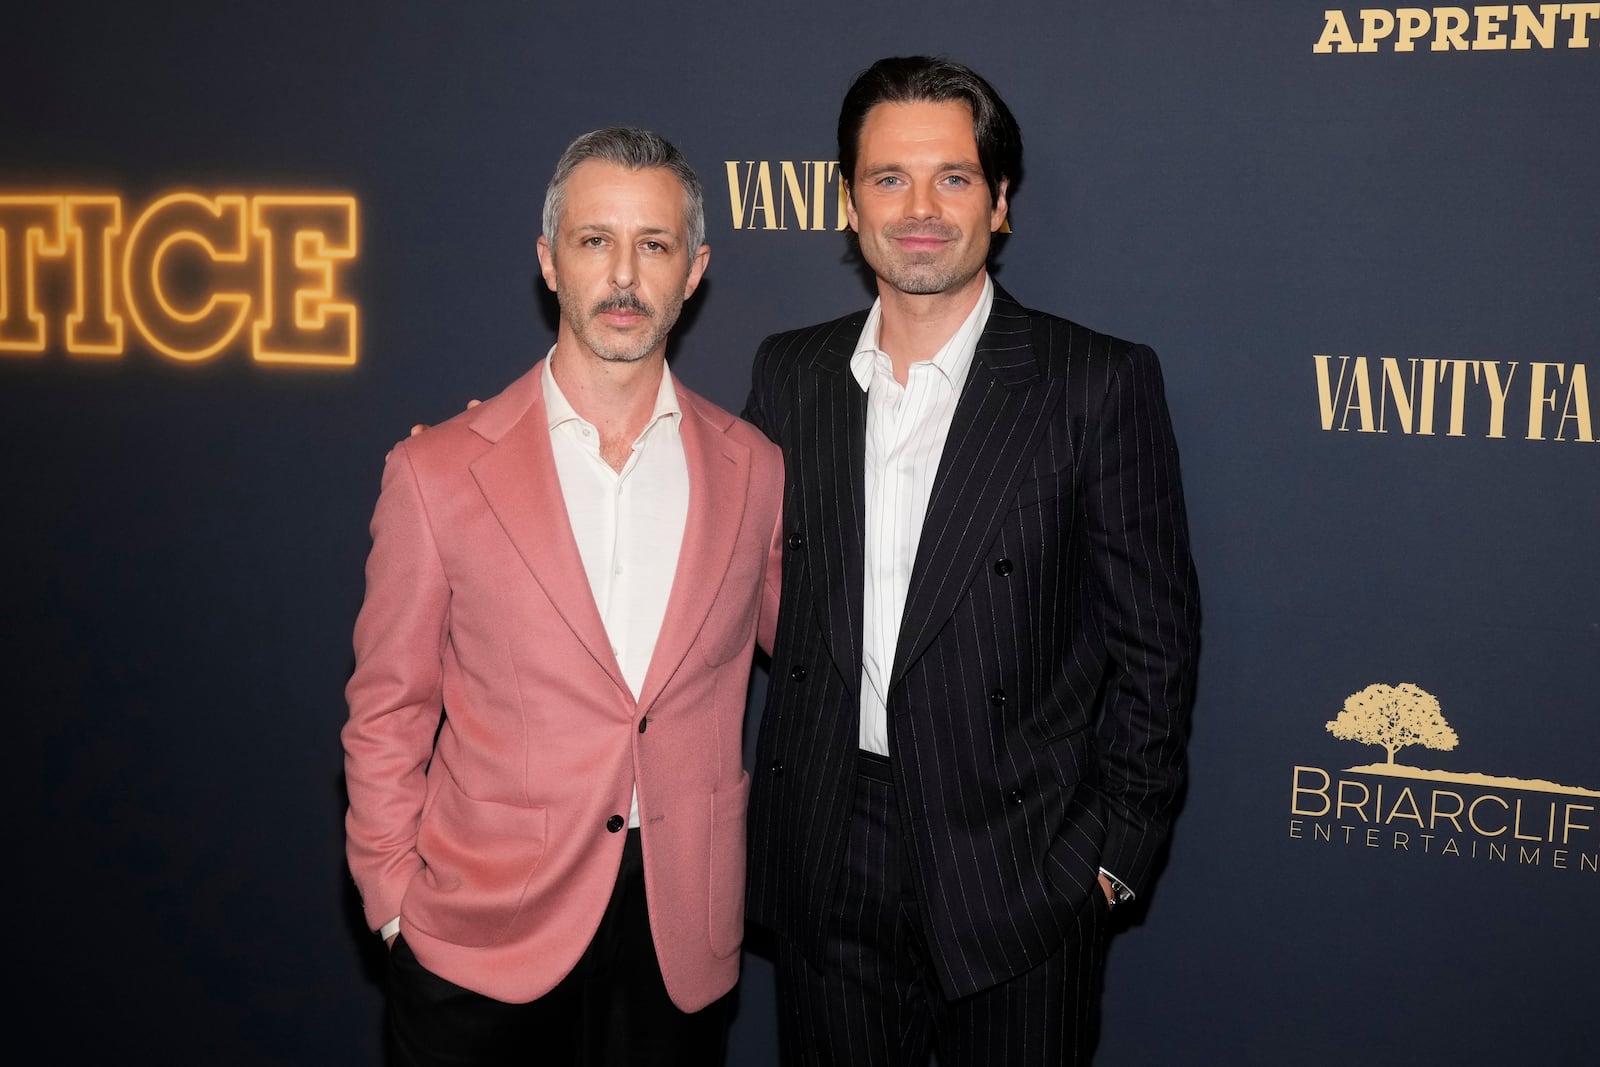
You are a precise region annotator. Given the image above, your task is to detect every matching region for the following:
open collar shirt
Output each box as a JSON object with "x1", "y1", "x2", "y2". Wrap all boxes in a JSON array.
[
  {"x1": 849, "y1": 275, "x2": 994, "y2": 757},
  {"x1": 543, "y1": 352, "x2": 689, "y2": 826}
]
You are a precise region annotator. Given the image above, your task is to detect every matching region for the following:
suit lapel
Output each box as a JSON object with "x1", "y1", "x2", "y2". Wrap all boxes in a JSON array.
[
  {"x1": 800, "y1": 318, "x2": 868, "y2": 691},
  {"x1": 468, "y1": 368, "x2": 633, "y2": 701},
  {"x1": 634, "y1": 389, "x2": 749, "y2": 712},
  {"x1": 890, "y1": 292, "x2": 1061, "y2": 687}
]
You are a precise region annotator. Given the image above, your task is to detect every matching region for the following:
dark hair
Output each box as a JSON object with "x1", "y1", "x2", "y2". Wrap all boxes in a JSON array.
[
  {"x1": 837, "y1": 56, "x2": 1022, "y2": 203},
  {"x1": 543, "y1": 126, "x2": 705, "y2": 251}
]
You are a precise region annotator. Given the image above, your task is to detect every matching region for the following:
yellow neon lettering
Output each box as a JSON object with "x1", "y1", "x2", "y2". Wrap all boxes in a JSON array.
[
  {"x1": 0, "y1": 196, "x2": 67, "y2": 354},
  {"x1": 1, "y1": 189, "x2": 359, "y2": 367},
  {"x1": 251, "y1": 196, "x2": 358, "y2": 367},
  {"x1": 65, "y1": 196, "x2": 124, "y2": 356},
  {"x1": 123, "y1": 193, "x2": 254, "y2": 362}
]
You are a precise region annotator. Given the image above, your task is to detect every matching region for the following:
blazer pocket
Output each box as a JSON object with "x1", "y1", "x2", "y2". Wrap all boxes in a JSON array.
[
  {"x1": 1011, "y1": 468, "x2": 1070, "y2": 509},
  {"x1": 707, "y1": 770, "x2": 750, "y2": 959},
  {"x1": 699, "y1": 598, "x2": 758, "y2": 667},
  {"x1": 1042, "y1": 785, "x2": 1108, "y2": 913},
  {"x1": 405, "y1": 771, "x2": 548, "y2": 949}
]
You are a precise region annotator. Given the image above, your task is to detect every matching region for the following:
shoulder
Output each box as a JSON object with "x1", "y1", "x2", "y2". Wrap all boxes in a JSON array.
[
  {"x1": 755, "y1": 307, "x2": 870, "y2": 367},
  {"x1": 677, "y1": 381, "x2": 782, "y2": 470},
  {"x1": 390, "y1": 365, "x2": 539, "y2": 472},
  {"x1": 997, "y1": 288, "x2": 1159, "y2": 387}
]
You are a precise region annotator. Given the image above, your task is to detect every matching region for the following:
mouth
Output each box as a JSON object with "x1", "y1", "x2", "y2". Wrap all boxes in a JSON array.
[
  {"x1": 592, "y1": 295, "x2": 652, "y2": 327},
  {"x1": 885, "y1": 225, "x2": 958, "y2": 254},
  {"x1": 894, "y1": 236, "x2": 950, "y2": 253}
]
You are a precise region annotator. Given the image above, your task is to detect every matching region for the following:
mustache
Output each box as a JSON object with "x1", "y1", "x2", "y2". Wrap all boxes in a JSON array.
[
  {"x1": 883, "y1": 221, "x2": 960, "y2": 241},
  {"x1": 591, "y1": 291, "x2": 652, "y2": 317}
]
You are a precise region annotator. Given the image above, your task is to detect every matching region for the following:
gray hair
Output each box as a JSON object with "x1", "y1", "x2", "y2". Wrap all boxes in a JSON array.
[{"x1": 541, "y1": 126, "x2": 706, "y2": 252}]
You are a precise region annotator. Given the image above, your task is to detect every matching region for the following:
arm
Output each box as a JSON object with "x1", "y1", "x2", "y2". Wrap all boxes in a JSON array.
[
  {"x1": 748, "y1": 334, "x2": 784, "y2": 657},
  {"x1": 741, "y1": 334, "x2": 777, "y2": 442},
  {"x1": 1083, "y1": 344, "x2": 1201, "y2": 899},
  {"x1": 341, "y1": 440, "x2": 451, "y2": 936},
  {"x1": 756, "y1": 463, "x2": 784, "y2": 656}
]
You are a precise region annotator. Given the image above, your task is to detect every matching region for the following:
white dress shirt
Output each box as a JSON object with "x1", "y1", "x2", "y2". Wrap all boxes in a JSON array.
[
  {"x1": 852, "y1": 276, "x2": 994, "y2": 756},
  {"x1": 543, "y1": 352, "x2": 689, "y2": 828}
]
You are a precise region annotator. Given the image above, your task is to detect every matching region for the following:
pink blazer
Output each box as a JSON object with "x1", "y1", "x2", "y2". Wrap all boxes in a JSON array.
[{"x1": 343, "y1": 361, "x2": 783, "y2": 1009}]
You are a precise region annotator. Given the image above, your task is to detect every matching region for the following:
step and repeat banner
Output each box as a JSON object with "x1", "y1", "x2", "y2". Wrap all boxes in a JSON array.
[{"x1": 5, "y1": 3, "x2": 1593, "y2": 1064}]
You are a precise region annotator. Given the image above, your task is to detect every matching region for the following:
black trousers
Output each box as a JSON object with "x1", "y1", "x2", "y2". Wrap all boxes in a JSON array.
[
  {"x1": 386, "y1": 829, "x2": 730, "y2": 1067},
  {"x1": 775, "y1": 752, "x2": 1109, "y2": 1067}
]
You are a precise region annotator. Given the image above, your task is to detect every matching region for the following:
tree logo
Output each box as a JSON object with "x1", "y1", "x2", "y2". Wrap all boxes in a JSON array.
[
  {"x1": 1320, "y1": 681, "x2": 1596, "y2": 796},
  {"x1": 1326, "y1": 682, "x2": 1458, "y2": 766}
]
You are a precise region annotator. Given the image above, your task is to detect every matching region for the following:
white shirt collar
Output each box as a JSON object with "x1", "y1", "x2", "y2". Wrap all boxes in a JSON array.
[
  {"x1": 541, "y1": 347, "x2": 682, "y2": 435},
  {"x1": 849, "y1": 274, "x2": 994, "y2": 392}
]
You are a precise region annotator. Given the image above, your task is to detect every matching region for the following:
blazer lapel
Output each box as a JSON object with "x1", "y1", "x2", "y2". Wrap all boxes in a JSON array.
[
  {"x1": 890, "y1": 291, "x2": 1061, "y2": 687},
  {"x1": 634, "y1": 389, "x2": 749, "y2": 713},
  {"x1": 468, "y1": 366, "x2": 632, "y2": 701},
  {"x1": 800, "y1": 320, "x2": 869, "y2": 691}
]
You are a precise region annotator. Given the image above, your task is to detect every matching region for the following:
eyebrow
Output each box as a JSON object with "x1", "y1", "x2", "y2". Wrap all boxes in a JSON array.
[
  {"x1": 571, "y1": 223, "x2": 677, "y2": 238},
  {"x1": 860, "y1": 161, "x2": 985, "y2": 178}
]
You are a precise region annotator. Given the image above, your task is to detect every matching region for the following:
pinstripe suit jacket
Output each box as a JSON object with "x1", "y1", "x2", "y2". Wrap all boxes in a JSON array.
[{"x1": 743, "y1": 285, "x2": 1200, "y2": 999}]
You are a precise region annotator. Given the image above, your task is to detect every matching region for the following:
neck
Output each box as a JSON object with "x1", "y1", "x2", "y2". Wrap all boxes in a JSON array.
[
  {"x1": 875, "y1": 270, "x2": 986, "y2": 385},
  {"x1": 548, "y1": 341, "x2": 666, "y2": 442}
]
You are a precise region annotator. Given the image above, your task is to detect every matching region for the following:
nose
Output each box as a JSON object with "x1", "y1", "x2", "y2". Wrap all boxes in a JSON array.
[
  {"x1": 906, "y1": 178, "x2": 938, "y2": 220},
  {"x1": 609, "y1": 245, "x2": 638, "y2": 289}
]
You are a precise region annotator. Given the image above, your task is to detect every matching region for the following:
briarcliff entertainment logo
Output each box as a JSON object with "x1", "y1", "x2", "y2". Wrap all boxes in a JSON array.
[
  {"x1": 0, "y1": 191, "x2": 359, "y2": 367},
  {"x1": 1315, "y1": 6, "x2": 1600, "y2": 52},
  {"x1": 1313, "y1": 354, "x2": 1595, "y2": 441},
  {"x1": 1289, "y1": 682, "x2": 1599, "y2": 874}
]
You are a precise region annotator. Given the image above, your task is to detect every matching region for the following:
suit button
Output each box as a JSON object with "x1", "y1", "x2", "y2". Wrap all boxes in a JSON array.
[
  {"x1": 989, "y1": 689, "x2": 1007, "y2": 707},
  {"x1": 787, "y1": 532, "x2": 804, "y2": 550},
  {"x1": 769, "y1": 761, "x2": 784, "y2": 777},
  {"x1": 606, "y1": 815, "x2": 624, "y2": 833},
  {"x1": 994, "y1": 558, "x2": 1013, "y2": 576},
  {"x1": 638, "y1": 717, "x2": 648, "y2": 734},
  {"x1": 790, "y1": 665, "x2": 807, "y2": 682},
  {"x1": 1009, "y1": 790, "x2": 1025, "y2": 805}
]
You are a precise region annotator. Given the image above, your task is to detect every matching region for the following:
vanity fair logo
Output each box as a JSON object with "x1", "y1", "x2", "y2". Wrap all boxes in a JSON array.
[
  {"x1": 1289, "y1": 683, "x2": 1599, "y2": 875},
  {"x1": 1312, "y1": 355, "x2": 1595, "y2": 442}
]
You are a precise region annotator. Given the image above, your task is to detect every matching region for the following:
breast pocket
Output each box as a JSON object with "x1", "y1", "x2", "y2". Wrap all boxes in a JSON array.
[{"x1": 1011, "y1": 468, "x2": 1070, "y2": 510}]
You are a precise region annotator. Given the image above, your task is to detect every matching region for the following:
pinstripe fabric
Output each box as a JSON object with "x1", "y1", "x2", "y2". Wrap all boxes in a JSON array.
[
  {"x1": 775, "y1": 756, "x2": 1107, "y2": 1067},
  {"x1": 744, "y1": 286, "x2": 1200, "y2": 1013}
]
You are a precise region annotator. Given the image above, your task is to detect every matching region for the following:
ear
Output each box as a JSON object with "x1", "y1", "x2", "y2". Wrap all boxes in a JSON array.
[
  {"x1": 535, "y1": 235, "x2": 558, "y2": 292},
  {"x1": 990, "y1": 177, "x2": 1010, "y2": 233},
  {"x1": 844, "y1": 181, "x2": 860, "y2": 233},
  {"x1": 684, "y1": 243, "x2": 710, "y2": 300}
]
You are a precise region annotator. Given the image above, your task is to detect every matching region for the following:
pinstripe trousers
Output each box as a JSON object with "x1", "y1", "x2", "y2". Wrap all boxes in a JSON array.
[{"x1": 775, "y1": 752, "x2": 1109, "y2": 1067}]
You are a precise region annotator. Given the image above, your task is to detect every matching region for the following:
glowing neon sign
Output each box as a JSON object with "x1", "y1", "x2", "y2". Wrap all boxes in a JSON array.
[{"x1": 0, "y1": 192, "x2": 358, "y2": 367}]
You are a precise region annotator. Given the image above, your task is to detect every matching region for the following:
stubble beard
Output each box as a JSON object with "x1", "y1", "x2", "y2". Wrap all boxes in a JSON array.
[
  {"x1": 558, "y1": 285, "x2": 684, "y2": 364},
  {"x1": 865, "y1": 222, "x2": 984, "y2": 297}
]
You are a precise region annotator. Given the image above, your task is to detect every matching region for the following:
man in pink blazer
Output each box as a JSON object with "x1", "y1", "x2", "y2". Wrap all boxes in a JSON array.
[{"x1": 343, "y1": 127, "x2": 783, "y2": 1066}]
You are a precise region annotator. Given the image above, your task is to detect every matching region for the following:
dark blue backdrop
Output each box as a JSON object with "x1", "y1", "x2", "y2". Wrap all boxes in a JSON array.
[{"x1": 5, "y1": 3, "x2": 1595, "y2": 1063}]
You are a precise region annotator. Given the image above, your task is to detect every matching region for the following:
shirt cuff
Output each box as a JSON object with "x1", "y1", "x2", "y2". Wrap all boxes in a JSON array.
[
  {"x1": 379, "y1": 917, "x2": 401, "y2": 941},
  {"x1": 1099, "y1": 867, "x2": 1135, "y2": 906}
]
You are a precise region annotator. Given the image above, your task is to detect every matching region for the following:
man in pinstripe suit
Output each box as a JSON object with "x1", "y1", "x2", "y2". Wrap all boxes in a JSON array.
[{"x1": 743, "y1": 57, "x2": 1201, "y2": 1065}]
